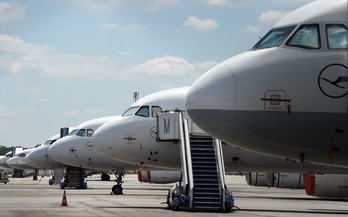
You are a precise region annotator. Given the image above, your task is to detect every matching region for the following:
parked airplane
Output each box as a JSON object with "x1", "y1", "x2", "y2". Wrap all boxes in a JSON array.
[
  {"x1": 0, "y1": 151, "x2": 13, "y2": 172},
  {"x1": 186, "y1": 0, "x2": 348, "y2": 169},
  {"x1": 91, "y1": 87, "x2": 348, "y2": 199},
  {"x1": 23, "y1": 134, "x2": 65, "y2": 170},
  {"x1": 6, "y1": 148, "x2": 37, "y2": 170},
  {"x1": 48, "y1": 116, "x2": 181, "y2": 194}
]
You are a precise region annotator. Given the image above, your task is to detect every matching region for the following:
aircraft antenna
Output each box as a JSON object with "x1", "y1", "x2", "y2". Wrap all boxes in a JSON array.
[{"x1": 133, "y1": 92, "x2": 139, "y2": 102}]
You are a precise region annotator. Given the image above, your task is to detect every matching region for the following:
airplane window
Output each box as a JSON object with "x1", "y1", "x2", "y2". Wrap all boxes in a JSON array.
[
  {"x1": 43, "y1": 140, "x2": 52, "y2": 145},
  {"x1": 152, "y1": 106, "x2": 162, "y2": 117},
  {"x1": 122, "y1": 106, "x2": 140, "y2": 116},
  {"x1": 68, "y1": 129, "x2": 79, "y2": 136},
  {"x1": 286, "y1": 24, "x2": 320, "y2": 49},
  {"x1": 87, "y1": 129, "x2": 94, "y2": 137},
  {"x1": 76, "y1": 129, "x2": 86, "y2": 137},
  {"x1": 253, "y1": 25, "x2": 296, "y2": 50},
  {"x1": 18, "y1": 153, "x2": 26, "y2": 157},
  {"x1": 326, "y1": 24, "x2": 347, "y2": 49},
  {"x1": 135, "y1": 106, "x2": 150, "y2": 117}
]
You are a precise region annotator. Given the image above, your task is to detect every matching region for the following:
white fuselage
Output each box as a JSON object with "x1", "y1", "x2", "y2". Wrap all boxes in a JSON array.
[
  {"x1": 186, "y1": 0, "x2": 348, "y2": 168},
  {"x1": 92, "y1": 87, "x2": 348, "y2": 173}
]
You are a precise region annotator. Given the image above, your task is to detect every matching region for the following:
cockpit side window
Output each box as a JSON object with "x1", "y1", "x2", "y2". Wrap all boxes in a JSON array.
[
  {"x1": 326, "y1": 24, "x2": 347, "y2": 49},
  {"x1": 87, "y1": 129, "x2": 94, "y2": 137},
  {"x1": 135, "y1": 106, "x2": 150, "y2": 117},
  {"x1": 122, "y1": 106, "x2": 140, "y2": 116},
  {"x1": 152, "y1": 106, "x2": 162, "y2": 118},
  {"x1": 76, "y1": 129, "x2": 86, "y2": 137},
  {"x1": 253, "y1": 25, "x2": 296, "y2": 50},
  {"x1": 44, "y1": 140, "x2": 52, "y2": 145},
  {"x1": 286, "y1": 24, "x2": 320, "y2": 49},
  {"x1": 18, "y1": 153, "x2": 26, "y2": 157},
  {"x1": 68, "y1": 129, "x2": 79, "y2": 136}
]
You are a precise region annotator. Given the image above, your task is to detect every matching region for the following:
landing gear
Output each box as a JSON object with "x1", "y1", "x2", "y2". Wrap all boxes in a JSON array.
[
  {"x1": 111, "y1": 170, "x2": 124, "y2": 195},
  {"x1": 112, "y1": 184, "x2": 123, "y2": 195},
  {"x1": 101, "y1": 173, "x2": 110, "y2": 181}
]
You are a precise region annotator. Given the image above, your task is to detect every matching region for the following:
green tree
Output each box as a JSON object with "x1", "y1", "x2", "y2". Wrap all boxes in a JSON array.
[{"x1": 0, "y1": 146, "x2": 12, "y2": 155}]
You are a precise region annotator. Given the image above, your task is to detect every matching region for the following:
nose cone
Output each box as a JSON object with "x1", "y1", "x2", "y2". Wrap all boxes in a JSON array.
[
  {"x1": 186, "y1": 62, "x2": 236, "y2": 143},
  {"x1": 93, "y1": 122, "x2": 114, "y2": 158},
  {"x1": 28, "y1": 145, "x2": 64, "y2": 169}
]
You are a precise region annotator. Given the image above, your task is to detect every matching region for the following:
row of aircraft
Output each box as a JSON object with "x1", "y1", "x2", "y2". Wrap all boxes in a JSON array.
[{"x1": 1, "y1": 0, "x2": 347, "y2": 205}]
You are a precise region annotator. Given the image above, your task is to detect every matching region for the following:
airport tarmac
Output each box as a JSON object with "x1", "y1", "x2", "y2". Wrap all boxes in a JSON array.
[{"x1": 0, "y1": 174, "x2": 347, "y2": 217}]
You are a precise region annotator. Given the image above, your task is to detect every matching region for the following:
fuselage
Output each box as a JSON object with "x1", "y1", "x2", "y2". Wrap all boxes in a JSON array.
[
  {"x1": 48, "y1": 116, "x2": 149, "y2": 171},
  {"x1": 92, "y1": 87, "x2": 348, "y2": 173},
  {"x1": 186, "y1": 0, "x2": 348, "y2": 168}
]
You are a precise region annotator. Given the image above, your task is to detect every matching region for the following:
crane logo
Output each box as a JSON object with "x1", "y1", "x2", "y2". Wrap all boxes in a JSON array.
[{"x1": 318, "y1": 64, "x2": 348, "y2": 98}]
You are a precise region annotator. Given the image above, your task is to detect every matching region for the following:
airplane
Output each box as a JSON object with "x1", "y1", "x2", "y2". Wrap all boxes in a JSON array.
[
  {"x1": 6, "y1": 148, "x2": 37, "y2": 171},
  {"x1": 48, "y1": 116, "x2": 181, "y2": 194},
  {"x1": 0, "y1": 151, "x2": 14, "y2": 173},
  {"x1": 23, "y1": 133, "x2": 65, "y2": 170},
  {"x1": 92, "y1": 87, "x2": 348, "y2": 198},
  {"x1": 185, "y1": 0, "x2": 348, "y2": 169}
]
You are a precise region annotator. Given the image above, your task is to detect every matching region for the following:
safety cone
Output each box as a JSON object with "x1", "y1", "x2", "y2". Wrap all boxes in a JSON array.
[{"x1": 60, "y1": 190, "x2": 69, "y2": 206}]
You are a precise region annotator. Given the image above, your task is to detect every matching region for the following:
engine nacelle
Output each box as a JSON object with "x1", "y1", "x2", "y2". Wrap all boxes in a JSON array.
[
  {"x1": 137, "y1": 170, "x2": 181, "y2": 184},
  {"x1": 245, "y1": 172, "x2": 269, "y2": 187},
  {"x1": 267, "y1": 173, "x2": 304, "y2": 189},
  {"x1": 303, "y1": 173, "x2": 348, "y2": 198},
  {"x1": 246, "y1": 172, "x2": 304, "y2": 189}
]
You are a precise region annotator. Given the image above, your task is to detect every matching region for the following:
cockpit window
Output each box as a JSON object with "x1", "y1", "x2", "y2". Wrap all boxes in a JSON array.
[
  {"x1": 76, "y1": 129, "x2": 86, "y2": 137},
  {"x1": 18, "y1": 153, "x2": 26, "y2": 157},
  {"x1": 152, "y1": 106, "x2": 162, "y2": 118},
  {"x1": 122, "y1": 106, "x2": 140, "y2": 116},
  {"x1": 43, "y1": 139, "x2": 56, "y2": 145},
  {"x1": 135, "y1": 106, "x2": 150, "y2": 117},
  {"x1": 87, "y1": 129, "x2": 94, "y2": 137},
  {"x1": 253, "y1": 25, "x2": 296, "y2": 50},
  {"x1": 44, "y1": 140, "x2": 52, "y2": 145},
  {"x1": 68, "y1": 129, "x2": 79, "y2": 136},
  {"x1": 326, "y1": 24, "x2": 347, "y2": 49},
  {"x1": 286, "y1": 24, "x2": 320, "y2": 49}
]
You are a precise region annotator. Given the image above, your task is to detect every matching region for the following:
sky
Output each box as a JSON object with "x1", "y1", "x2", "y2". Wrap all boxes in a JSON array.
[{"x1": 0, "y1": 0, "x2": 315, "y2": 148}]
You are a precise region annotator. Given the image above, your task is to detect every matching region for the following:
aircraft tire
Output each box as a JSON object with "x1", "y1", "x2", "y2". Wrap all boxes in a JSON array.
[{"x1": 112, "y1": 184, "x2": 123, "y2": 195}]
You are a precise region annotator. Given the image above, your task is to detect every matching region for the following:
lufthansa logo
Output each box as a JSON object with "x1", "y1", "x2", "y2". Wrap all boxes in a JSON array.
[
  {"x1": 150, "y1": 126, "x2": 157, "y2": 139},
  {"x1": 318, "y1": 64, "x2": 348, "y2": 98},
  {"x1": 86, "y1": 142, "x2": 94, "y2": 150}
]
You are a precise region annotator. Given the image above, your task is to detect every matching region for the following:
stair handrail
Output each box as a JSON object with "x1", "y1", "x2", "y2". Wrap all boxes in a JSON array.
[
  {"x1": 178, "y1": 111, "x2": 194, "y2": 209},
  {"x1": 214, "y1": 138, "x2": 226, "y2": 208},
  {"x1": 178, "y1": 111, "x2": 188, "y2": 186},
  {"x1": 183, "y1": 117, "x2": 194, "y2": 209}
]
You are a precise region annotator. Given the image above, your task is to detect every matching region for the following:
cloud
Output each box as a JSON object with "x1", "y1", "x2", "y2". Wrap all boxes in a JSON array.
[
  {"x1": 199, "y1": 0, "x2": 252, "y2": 7},
  {"x1": 246, "y1": 25, "x2": 262, "y2": 33},
  {"x1": 258, "y1": 10, "x2": 290, "y2": 25},
  {"x1": 0, "y1": 35, "x2": 200, "y2": 81},
  {"x1": 195, "y1": 60, "x2": 219, "y2": 72},
  {"x1": 0, "y1": 105, "x2": 36, "y2": 117},
  {"x1": 183, "y1": 16, "x2": 218, "y2": 31},
  {"x1": 16, "y1": 87, "x2": 41, "y2": 94},
  {"x1": 97, "y1": 23, "x2": 145, "y2": 31},
  {"x1": 0, "y1": 2, "x2": 26, "y2": 23},
  {"x1": 133, "y1": 55, "x2": 197, "y2": 78},
  {"x1": 67, "y1": 0, "x2": 178, "y2": 11}
]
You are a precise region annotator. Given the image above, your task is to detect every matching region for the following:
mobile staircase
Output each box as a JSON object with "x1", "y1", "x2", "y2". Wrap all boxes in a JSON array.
[
  {"x1": 158, "y1": 111, "x2": 234, "y2": 212},
  {"x1": 60, "y1": 166, "x2": 87, "y2": 189}
]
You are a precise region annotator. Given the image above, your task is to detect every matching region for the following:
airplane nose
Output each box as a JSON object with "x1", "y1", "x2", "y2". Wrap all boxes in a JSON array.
[
  {"x1": 93, "y1": 122, "x2": 114, "y2": 158},
  {"x1": 186, "y1": 62, "x2": 236, "y2": 143}
]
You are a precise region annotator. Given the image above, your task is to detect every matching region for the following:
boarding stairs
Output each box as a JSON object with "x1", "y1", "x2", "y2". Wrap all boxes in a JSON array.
[
  {"x1": 60, "y1": 166, "x2": 86, "y2": 189},
  {"x1": 157, "y1": 111, "x2": 230, "y2": 211}
]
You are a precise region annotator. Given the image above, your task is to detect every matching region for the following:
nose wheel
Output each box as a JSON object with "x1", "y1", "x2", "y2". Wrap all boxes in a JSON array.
[
  {"x1": 112, "y1": 184, "x2": 123, "y2": 195},
  {"x1": 111, "y1": 170, "x2": 124, "y2": 195}
]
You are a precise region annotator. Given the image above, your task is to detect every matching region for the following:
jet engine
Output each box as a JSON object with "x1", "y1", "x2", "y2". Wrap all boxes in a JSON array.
[
  {"x1": 246, "y1": 172, "x2": 304, "y2": 189},
  {"x1": 303, "y1": 173, "x2": 348, "y2": 198},
  {"x1": 137, "y1": 170, "x2": 181, "y2": 184}
]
